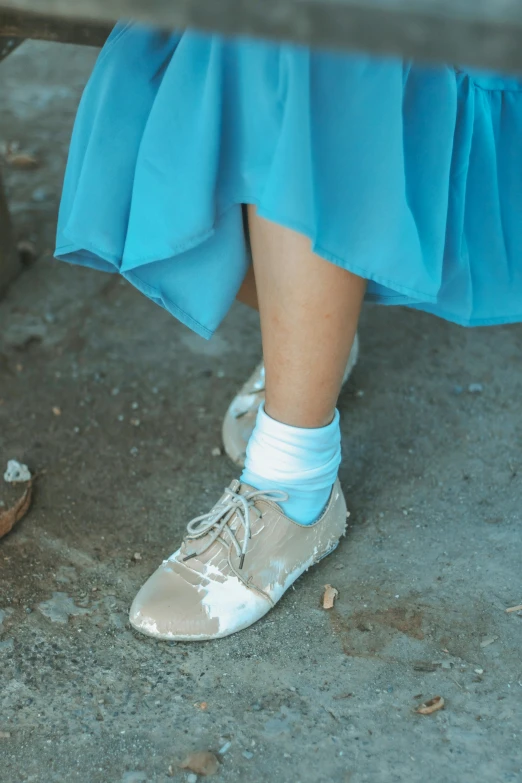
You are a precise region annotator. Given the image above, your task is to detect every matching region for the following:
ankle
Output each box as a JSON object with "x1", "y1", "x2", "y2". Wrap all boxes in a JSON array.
[
  {"x1": 264, "y1": 400, "x2": 337, "y2": 429},
  {"x1": 241, "y1": 405, "x2": 341, "y2": 525}
]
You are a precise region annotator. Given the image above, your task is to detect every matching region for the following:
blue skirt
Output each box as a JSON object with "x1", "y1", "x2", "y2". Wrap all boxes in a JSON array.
[{"x1": 56, "y1": 24, "x2": 522, "y2": 338}]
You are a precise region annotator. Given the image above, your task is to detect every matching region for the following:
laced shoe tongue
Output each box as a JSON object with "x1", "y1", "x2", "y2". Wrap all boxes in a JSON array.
[
  {"x1": 180, "y1": 482, "x2": 248, "y2": 563},
  {"x1": 179, "y1": 483, "x2": 287, "y2": 571}
]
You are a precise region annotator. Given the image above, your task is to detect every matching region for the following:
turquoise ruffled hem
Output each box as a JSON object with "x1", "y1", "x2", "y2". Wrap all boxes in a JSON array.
[{"x1": 56, "y1": 24, "x2": 522, "y2": 337}]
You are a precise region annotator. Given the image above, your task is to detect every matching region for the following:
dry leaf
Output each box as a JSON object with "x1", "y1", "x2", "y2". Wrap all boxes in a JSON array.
[
  {"x1": 180, "y1": 751, "x2": 220, "y2": 776},
  {"x1": 416, "y1": 696, "x2": 445, "y2": 715},
  {"x1": 505, "y1": 604, "x2": 522, "y2": 614},
  {"x1": 0, "y1": 480, "x2": 33, "y2": 539},
  {"x1": 322, "y1": 584, "x2": 339, "y2": 610},
  {"x1": 6, "y1": 153, "x2": 40, "y2": 170}
]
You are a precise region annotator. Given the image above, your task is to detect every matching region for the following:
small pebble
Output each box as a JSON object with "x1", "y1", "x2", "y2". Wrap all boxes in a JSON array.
[
  {"x1": 4, "y1": 459, "x2": 31, "y2": 483},
  {"x1": 211, "y1": 447, "x2": 222, "y2": 457},
  {"x1": 187, "y1": 775, "x2": 197, "y2": 783},
  {"x1": 242, "y1": 751, "x2": 254, "y2": 760},
  {"x1": 468, "y1": 383, "x2": 484, "y2": 394},
  {"x1": 31, "y1": 186, "x2": 49, "y2": 202}
]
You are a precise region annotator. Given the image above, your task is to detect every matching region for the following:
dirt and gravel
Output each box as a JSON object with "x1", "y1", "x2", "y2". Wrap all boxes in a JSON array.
[{"x1": 1, "y1": 40, "x2": 521, "y2": 783}]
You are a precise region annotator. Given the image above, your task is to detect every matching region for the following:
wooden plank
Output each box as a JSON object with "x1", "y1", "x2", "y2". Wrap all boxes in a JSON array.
[
  {"x1": 0, "y1": 171, "x2": 21, "y2": 297},
  {"x1": 0, "y1": 9, "x2": 110, "y2": 46},
  {"x1": 1, "y1": 0, "x2": 522, "y2": 70}
]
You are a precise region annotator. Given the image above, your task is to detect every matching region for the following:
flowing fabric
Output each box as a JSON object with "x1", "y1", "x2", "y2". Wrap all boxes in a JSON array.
[{"x1": 56, "y1": 24, "x2": 522, "y2": 337}]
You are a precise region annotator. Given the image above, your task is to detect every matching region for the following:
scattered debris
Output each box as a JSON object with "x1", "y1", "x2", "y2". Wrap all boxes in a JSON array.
[
  {"x1": 194, "y1": 702, "x2": 208, "y2": 711},
  {"x1": 131, "y1": 552, "x2": 142, "y2": 562},
  {"x1": 322, "y1": 584, "x2": 339, "y2": 610},
  {"x1": 31, "y1": 186, "x2": 50, "y2": 202},
  {"x1": 16, "y1": 239, "x2": 37, "y2": 265},
  {"x1": 468, "y1": 383, "x2": 484, "y2": 394},
  {"x1": 211, "y1": 447, "x2": 222, "y2": 457},
  {"x1": 180, "y1": 751, "x2": 220, "y2": 776},
  {"x1": 4, "y1": 460, "x2": 31, "y2": 483},
  {"x1": 52, "y1": 406, "x2": 62, "y2": 416},
  {"x1": 0, "y1": 731, "x2": 11, "y2": 739},
  {"x1": 413, "y1": 661, "x2": 439, "y2": 673},
  {"x1": 415, "y1": 696, "x2": 445, "y2": 715},
  {"x1": 130, "y1": 418, "x2": 141, "y2": 427},
  {"x1": 218, "y1": 741, "x2": 231, "y2": 754},
  {"x1": 0, "y1": 480, "x2": 33, "y2": 539},
  {"x1": 480, "y1": 636, "x2": 498, "y2": 648},
  {"x1": 474, "y1": 668, "x2": 484, "y2": 675},
  {"x1": 6, "y1": 152, "x2": 40, "y2": 170},
  {"x1": 505, "y1": 604, "x2": 522, "y2": 614},
  {"x1": 324, "y1": 705, "x2": 340, "y2": 721}
]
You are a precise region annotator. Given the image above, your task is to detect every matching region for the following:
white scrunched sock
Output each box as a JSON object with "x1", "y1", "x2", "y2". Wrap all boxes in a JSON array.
[{"x1": 241, "y1": 404, "x2": 341, "y2": 525}]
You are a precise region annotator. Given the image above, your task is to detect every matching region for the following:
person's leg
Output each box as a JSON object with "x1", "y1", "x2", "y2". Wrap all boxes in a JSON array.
[
  {"x1": 247, "y1": 207, "x2": 365, "y2": 427},
  {"x1": 226, "y1": 220, "x2": 361, "y2": 467},
  {"x1": 130, "y1": 209, "x2": 367, "y2": 641},
  {"x1": 236, "y1": 263, "x2": 259, "y2": 310},
  {"x1": 240, "y1": 206, "x2": 366, "y2": 524}
]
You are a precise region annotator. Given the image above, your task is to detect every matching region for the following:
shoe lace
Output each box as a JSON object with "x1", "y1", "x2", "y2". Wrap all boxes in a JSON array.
[{"x1": 182, "y1": 486, "x2": 288, "y2": 569}]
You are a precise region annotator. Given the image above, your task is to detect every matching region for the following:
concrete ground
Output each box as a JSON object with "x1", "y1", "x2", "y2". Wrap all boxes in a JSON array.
[{"x1": 1, "y1": 41, "x2": 521, "y2": 783}]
